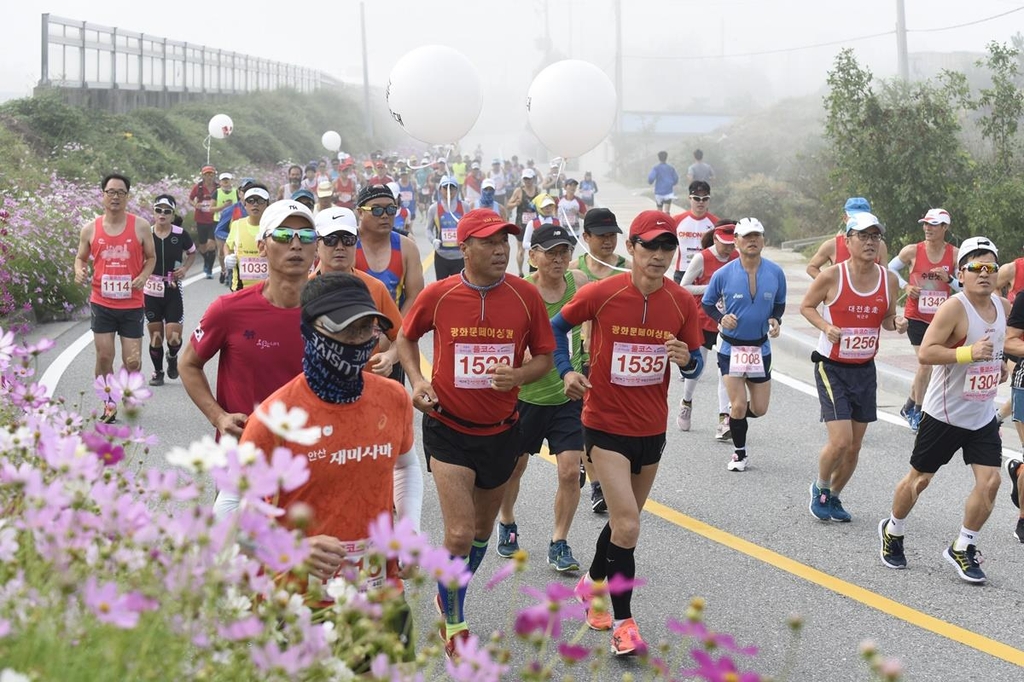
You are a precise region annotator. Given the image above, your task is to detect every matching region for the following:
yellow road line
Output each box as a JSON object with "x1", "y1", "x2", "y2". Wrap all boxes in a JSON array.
[{"x1": 413, "y1": 249, "x2": 1022, "y2": 667}]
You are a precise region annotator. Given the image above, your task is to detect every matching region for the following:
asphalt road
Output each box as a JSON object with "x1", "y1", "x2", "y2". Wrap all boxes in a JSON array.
[{"x1": 29, "y1": 212, "x2": 1024, "y2": 681}]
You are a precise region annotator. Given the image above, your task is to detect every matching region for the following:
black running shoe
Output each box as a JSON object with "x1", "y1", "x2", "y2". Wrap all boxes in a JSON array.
[
  {"x1": 148, "y1": 372, "x2": 164, "y2": 387},
  {"x1": 1015, "y1": 518, "x2": 1024, "y2": 544},
  {"x1": 166, "y1": 354, "x2": 179, "y2": 380},
  {"x1": 591, "y1": 482, "x2": 607, "y2": 514},
  {"x1": 878, "y1": 518, "x2": 906, "y2": 569},
  {"x1": 579, "y1": 462, "x2": 586, "y2": 490},
  {"x1": 1007, "y1": 459, "x2": 1021, "y2": 509},
  {"x1": 943, "y1": 544, "x2": 985, "y2": 584}
]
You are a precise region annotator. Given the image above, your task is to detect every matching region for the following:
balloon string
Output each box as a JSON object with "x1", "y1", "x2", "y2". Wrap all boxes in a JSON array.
[{"x1": 204, "y1": 135, "x2": 211, "y2": 165}]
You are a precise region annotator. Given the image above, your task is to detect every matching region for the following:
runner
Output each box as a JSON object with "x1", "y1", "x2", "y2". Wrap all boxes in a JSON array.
[
  {"x1": 425, "y1": 176, "x2": 468, "y2": 281},
  {"x1": 878, "y1": 237, "x2": 1007, "y2": 584},
  {"x1": 495, "y1": 224, "x2": 588, "y2": 572},
  {"x1": 144, "y1": 195, "x2": 197, "y2": 387},
  {"x1": 214, "y1": 178, "x2": 257, "y2": 287},
  {"x1": 396, "y1": 208, "x2": 555, "y2": 659},
  {"x1": 180, "y1": 200, "x2": 318, "y2": 439},
  {"x1": 277, "y1": 164, "x2": 303, "y2": 201},
  {"x1": 224, "y1": 185, "x2": 271, "y2": 291},
  {"x1": 800, "y1": 213, "x2": 906, "y2": 522},
  {"x1": 189, "y1": 165, "x2": 219, "y2": 279},
  {"x1": 291, "y1": 189, "x2": 316, "y2": 212},
  {"x1": 506, "y1": 168, "x2": 542, "y2": 277},
  {"x1": 996, "y1": 244, "x2": 1024, "y2": 430},
  {"x1": 334, "y1": 160, "x2": 359, "y2": 210},
  {"x1": 1002, "y1": 287, "x2": 1024, "y2": 542},
  {"x1": 701, "y1": 218, "x2": 786, "y2": 472},
  {"x1": 73, "y1": 173, "x2": 157, "y2": 423},
  {"x1": 647, "y1": 151, "x2": 679, "y2": 214},
  {"x1": 355, "y1": 184, "x2": 424, "y2": 320},
  {"x1": 679, "y1": 221, "x2": 739, "y2": 438},
  {"x1": 672, "y1": 181, "x2": 718, "y2": 284},
  {"x1": 551, "y1": 209, "x2": 704, "y2": 656},
  {"x1": 386, "y1": 181, "x2": 412, "y2": 236},
  {"x1": 215, "y1": 272, "x2": 422, "y2": 658},
  {"x1": 887, "y1": 208, "x2": 959, "y2": 432},
  {"x1": 315, "y1": 206, "x2": 402, "y2": 378},
  {"x1": 522, "y1": 194, "x2": 559, "y2": 253},
  {"x1": 557, "y1": 179, "x2": 588, "y2": 235},
  {"x1": 805, "y1": 197, "x2": 889, "y2": 279},
  {"x1": 211, "y1": 173, "x2": 238, "y2": 282},
  {"x1": 579, "y1": 171, "x2": 599, "y2": 209}
]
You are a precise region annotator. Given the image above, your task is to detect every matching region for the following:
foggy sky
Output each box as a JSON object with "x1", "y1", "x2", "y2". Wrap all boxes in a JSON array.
[{"x1": 4, "y1": 0, "x2": 1024, "y2": 153}]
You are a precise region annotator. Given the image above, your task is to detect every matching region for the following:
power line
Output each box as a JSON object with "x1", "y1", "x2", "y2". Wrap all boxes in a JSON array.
[
  {"x1": 907, "y1": 5, "x2": 1024, "y2": 33},
  {"x1": 624, "y1": 30, "x2": 895, "y2": 61}
]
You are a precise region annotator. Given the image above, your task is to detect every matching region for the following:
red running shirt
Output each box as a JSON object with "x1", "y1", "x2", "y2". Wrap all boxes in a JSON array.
[
  {"x1": 559, "y1": 273, "x2": 704, "y2": 436},
  {"x1": 904, "y1": 242, "x2": 956, "y2": 323},
  {"x1": 694, "y1": 247, "x2": 738, "y2": 333},
  {"x1": 90, "y1": 214, "x2": 145, "y2": 309},
  {"x1": 402, "y1": 276, "x2": 556, "y2": 436},
  {"x1": 815, "y1": 262, "x2": 890, "y2": 364},
  {"x1": 189, "y1": 283, "x2": 305, "y2": 418}
]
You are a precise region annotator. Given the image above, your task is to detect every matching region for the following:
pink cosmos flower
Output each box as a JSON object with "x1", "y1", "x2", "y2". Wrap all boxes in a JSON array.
[
  {"x1": 444, "y1": 633, "x2": 507, "y2": 681},
  {"x1": 514, "y1": 583, "x2": 585, "y2": 639},
  {"x1": 82, "y1": 578, "x2": 149, "y2": 629},
  {"x1": 110, "y1": 367, "x2": 151, "y2": 407},
  {"x1": 680, "y1": 649, "x2": 762, "y2": 682},
  {"x1": 93, "y1": 374, "x2": 122, "y2": 405},
  {"x1": 367, "y1": 512, "x2": 425, "y2": 566},
  {"x1": 668, "y1": 618, "x2": 758, "y2": 656},
  {"x1": 249, "y1": 640, "x2": 313, "y2": 675},
  {"x1": 217, "y1": 615, "x2": 262, "y2": 641},
  {"x1": 557, "y1": 642, "x2": 590, "y2": 663},
  {"x1": 253, "y1": 524, "x2": 309, "y2": 573},
  {"x1": 267, "y1": 446, "x2": 310, "y2": 493},
  {"x1": 485, "y1": 561, "x2": 516, "y2": 590}
]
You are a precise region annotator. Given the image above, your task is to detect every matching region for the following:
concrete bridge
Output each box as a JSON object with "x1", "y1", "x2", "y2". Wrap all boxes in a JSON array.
[{"x1": 34, "y1": 14, "x2": 341, "y2": 114}]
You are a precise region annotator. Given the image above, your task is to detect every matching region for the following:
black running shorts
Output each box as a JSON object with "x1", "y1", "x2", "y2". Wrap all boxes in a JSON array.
[
  {"x1": 583, "y1": 427, "x2": 665, "y2": 475},
  {"x1": 516, "y1": 399, "x2": 584, "y2": 456},
  {"x1": 144, "y1": 284, "x2": 184, "y2": 325},
  {"x1": 910, "y1": 413, "x2": 1002, "y2": 474},
  {"x1": 814, "y1": 359, "x2": 877, "y2": 423},
  {"x1": 90, "y1": 302, "x2": 145, "y2": 338},
  {"x1": 422, "y1": 416, "x2": 520, "y2": 490}
]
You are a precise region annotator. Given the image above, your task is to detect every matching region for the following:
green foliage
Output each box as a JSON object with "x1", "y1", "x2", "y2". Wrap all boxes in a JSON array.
[
  {"x1": 974, "y1": 41, "x2": 1024, "y2": 173},
  {"x1": 720, "y1": 173, "x2": 816, "y2": 244}
]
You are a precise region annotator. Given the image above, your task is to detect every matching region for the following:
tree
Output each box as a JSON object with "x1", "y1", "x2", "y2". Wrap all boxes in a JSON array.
[
  {"x1": 823, "y1": 50, "x2": 971, "y2": 248},
  {"x1": 975, "y1": 41, "x2": 1024, "y2": 174}
]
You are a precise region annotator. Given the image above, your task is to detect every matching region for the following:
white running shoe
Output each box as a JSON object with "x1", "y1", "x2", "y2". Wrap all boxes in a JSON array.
[
  {"x1": 726, "y1": 453, "x2": 748, "y2": 472},
  {"x1": 715, "y1": 415, "x2": 731, "y2": 441},
  {"x1": 676, "y1": 400, "x2": 692, "y2": 432}
]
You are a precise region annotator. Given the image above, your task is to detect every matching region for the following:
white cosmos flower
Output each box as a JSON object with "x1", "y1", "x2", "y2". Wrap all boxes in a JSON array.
[
  {"x1": 254, "y1": 401, "x2": 321, "y2": 445},
  {"x1": 1, "y1": 669, "x2": 31, "y2": 682},
  {"x1": 166, "y1": 435, "x2": 228, "y2": 473}
]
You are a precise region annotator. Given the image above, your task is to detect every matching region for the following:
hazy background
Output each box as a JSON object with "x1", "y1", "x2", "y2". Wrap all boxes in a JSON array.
[{"x1": 4, "y1": 0, "x2": 1024, "y2": 156}]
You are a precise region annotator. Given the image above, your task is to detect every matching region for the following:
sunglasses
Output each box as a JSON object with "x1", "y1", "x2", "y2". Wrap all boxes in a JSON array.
[
  {"x1": 689, "y1": 195, "x2": 711, "y2": 203},
  {"x1": 154, "y1": 207, "x2": 173, "y2": 215},
  {"x1": 266, "y1": 227, "x2": 318, "y2": 244},
  {"x1": 961, "y1": 262, "x2": 998, "y2": 274},
  {"x1": 359, "y1": 204, "x2": 398, "y2": 217},
  {"x1": 633, "y1": 237, "x2": 678, "y2": 252},
  {"x1": 851, "y1": 232, "x2": 883, "y2": 242},
  {"x1": 315, "y1": 317, "x2": 384, "y2": 342},
  {"x1": 320, "y1": 232, "x2": 358, "y2": 247},
  {"x1": 245, "y1": 196, "x2": 268, "y2": 205}
]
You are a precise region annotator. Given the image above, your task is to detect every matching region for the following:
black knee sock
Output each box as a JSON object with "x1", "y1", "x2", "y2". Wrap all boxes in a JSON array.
[
  {"x1": 606, "y1": 542, "x2": 636, "y2": 620},
  {"x1": 732, "y1": 416, "x2": 749, "y2": 454},
  {"x1": 203, "y1": 250, "x2": 216, "y2": 270},
  {"x1": 167, "y1": 340, "x2": 181, "y2": 359},
  {"x1": 589, "y1": 522, "x2": 612, "y2": 581},
  {"x1": 149, "y1": 345, "x2": 164, "y2": 373}
]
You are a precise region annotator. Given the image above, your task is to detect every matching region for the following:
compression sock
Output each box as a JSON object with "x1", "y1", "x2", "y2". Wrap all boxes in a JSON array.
[
  {"x1": 167, "y1": 340, "x2": 182, "y2": 359},
  {"x1": 203, "y1": 250, "x2": 216, "y2": 272},
  {"x1": 467, "y1": 538, "x2": 488, "y2": 574},
  {"x1": 731, "y1": 416, "x2": 749, "y2": 454},
  {"x1": 149, "y1": 344, "x2": 164, "y2": 373},
  {"x1": 605, "y1": 542, "x2": 637, "y2": 620},
  {"x1": 588, "y1": 522, "x2": 612, "y2": 581},
  {"x1": 746, "y1": 402, "x2": 761, "y2": 418}
]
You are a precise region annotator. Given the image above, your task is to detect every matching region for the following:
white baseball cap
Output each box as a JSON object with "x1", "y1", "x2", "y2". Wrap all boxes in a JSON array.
[
  {"x1": 918, "y1": 208, "x2": 951, "y2": 225},
  {"x1": 522, "y1": 168, "x2": 537, "y2": 180},
  {"x1": 481, "y1": 178, "x2": 495, "y2": 190},
  {"x1": 734, "y1": 218, "x2": 765, "y2": 236},
  {"x1": 258, "y1": 200, "x2": 315, "y2": 238},
  {"x1": 845, "y1": 212, "x2": 885, "y2": 234},
  {"x1": 314, "y1": 207, "x2": 358, "y2": 237},
  {"x1": 957, "y1": 237, "x2": 998, "y2": 268},
  {"x1": 218, "y1": 172, "x2": 233, "y2": 181}
]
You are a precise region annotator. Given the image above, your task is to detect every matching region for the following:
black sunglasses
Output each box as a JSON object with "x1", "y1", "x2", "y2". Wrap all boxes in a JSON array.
[
  {"x1": 633, "y1": 237, "x2": 678, "y2": 252},
  {"x1": 320, "y1": 232, "x2": 358, "y2": 247},
  {"x1": 359, "y1": 204, "x2": 398, "y2": 217}
]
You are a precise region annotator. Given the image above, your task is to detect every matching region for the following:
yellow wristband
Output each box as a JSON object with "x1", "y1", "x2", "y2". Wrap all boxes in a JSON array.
[{"x1": 955, "y1": 345, "x2": 974, "y2": 364}]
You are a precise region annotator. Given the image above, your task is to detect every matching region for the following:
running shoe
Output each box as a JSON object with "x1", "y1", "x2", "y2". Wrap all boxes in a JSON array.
[
  {"x1": 148, "y1": 371, "x2": 164, "y2": 387},
  {"x1": 100, "y1": 402, "x2": 118, "y2": 424},
  {"x1": 204, "y1": 271, "x2": 213, "y2": 280},
  {"x1": 899, "y1": 404, "x2": 914, "y2": 428},
  {"x1": 726, "y1": 453, "x2": 747, "y2": 472},
  {"x1": 591, "y1": 483, "x2": 607, "y2": 514},
  {"x1": 218, "y1": 271, "x2": 226, "y2": 284},
  {"x1": 1015, "y1": 518, "x2": 1024, "y2": 544},
  {"x1": 714, "y1": 414, "x2": 731, "y2": 442},
  {"x1": 909, "y1": 408, "x2": 922, "y2": 433},
  {"x1": 1007, "y1": 458, "x2": 1021, "y2": 509},
  {"x1": 442, "y1": 627, "x2": 471, "y2": 661},
  {"x1": 547, "y1": 540, "x2": 580, "y2": 572},
  {"x1": 878, "y1": 518, "x2": 907, "y2": 569},
  {"x1": 574, "y1": 574, "x2": 612, "y2": 631},
  {"x1": 579, "y1": 462, "x2": 586, "y2": 489},
  {"x1": 610, "y1": 618, "x2": 647, "y2": 657},
  {"x1": 166, "y1": 354, "x2": 179, "y2": 380},
  {"x1": 676, "y1": 399, "x2": 692, "y2": 432},
  {"x1": 943, "y1": 544, "x2": 985, "y2": 584},
  {"x1": 809, "y1": 483, "x2": 831, "y2": 520},
  {"x1": 829, "y1": 495, "x2": 852, "y2": 522},
  {"x1": 495, "y1": 522, "x2": 519, "y2": 558}
]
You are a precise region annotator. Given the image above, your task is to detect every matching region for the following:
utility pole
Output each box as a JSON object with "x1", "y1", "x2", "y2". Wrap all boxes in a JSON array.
[
  {"x1": 360, "y1": 1, "x2": 374, "y2": 140},
  {"x1": 896, "y1": 0, "x2": 909, "y2": 81}
]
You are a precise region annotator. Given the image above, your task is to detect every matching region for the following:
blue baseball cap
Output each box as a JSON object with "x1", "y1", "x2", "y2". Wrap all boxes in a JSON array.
[
  {"x1": 844, "y1": 197, "x2": 871, "y2": 216},
  {"x1": 291, "y1": 188, "x2": 315, "y2": 203}
]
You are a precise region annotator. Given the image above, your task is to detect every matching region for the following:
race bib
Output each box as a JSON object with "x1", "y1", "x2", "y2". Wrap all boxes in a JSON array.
[
  {"x1": 580, "y1": 190, "x2": 593, "y2": 200},
  {"x1": 521, "y1": 211, "x2": 537, "y2": 225},
  {"x1": 454, "y1": 343, "x2": 514, "y2": 389},
  {"x1": 420, "y1": 187, "x2": 432, "y2": 195},
  {"x1": 610, "y1": 342, "x2": 667, "y2": 386},
  {"x1": 400, "y1": 191, "x2": 413, "y2": 203},
  {"x1": 143, "y1": 275, "x2": 165, "y2": 298},
  {"x1": 837, "y1": 327, "x2": 879, "y2": 361},
  {"x1": 239, "y1": 256, "x2": 269, "y2": 281},
  {"x1": 918, "y1": 289, "x2": 947, "y2": 314},
  {"x1": 308, "y1": 538, "x2": 386, "y2": 599},
  {"x1": 339, "y1": 193, "x2": 352, "y2": 202},
  {"x1": 729, "y1": 345, "x2": 765, "y2": 377},
  {"x1": 440, "y1": 227, "x2": 459, "y2": 248},
  {"x1": 199, "y1": 200, "x2": 212, "y2": 212},
  {"x1": 962, "y1": 361, "x2": 1000, "y2": 402},
  {"x1": 100, "y1": 274, "x2": 132, "y2": 300}
]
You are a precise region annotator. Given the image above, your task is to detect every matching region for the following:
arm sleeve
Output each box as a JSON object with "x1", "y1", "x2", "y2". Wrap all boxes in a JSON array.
[
  {"x1": 681, "y1": 253, "x2": 706, "y2": 292},
  {"x1": 701, "y1": 271, "x2": 724, "y2": 323},
  {"x1": 523, "y1": 222, "x2": 534, "y2": 251},
  {"x1": 771, "y1": 268, "x2": 787, "y2": 320},
  {"x1": 551, "y1": 313, "x2": 575, "y2": 378},
  {"x1": 393, "y1": 449, "x2": 423, "y2": 533},
  {"x1": 213, "y1": 488, "x2": 240, "y2": 519},
  {"x1": 887, "y1": 255, "x2": 908, "y2": 289}
]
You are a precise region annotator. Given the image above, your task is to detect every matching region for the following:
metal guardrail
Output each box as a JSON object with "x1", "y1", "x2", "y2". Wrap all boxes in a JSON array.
[
  {"x1": 780, "y1": 234, "x2": 833, "y2": 251},
  {"x1": 38, "y1": 14, "x2": 340, "y2": 94}
]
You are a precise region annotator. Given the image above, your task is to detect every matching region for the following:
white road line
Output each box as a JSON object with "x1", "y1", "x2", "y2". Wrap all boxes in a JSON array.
[{"x1": 39, "y1": 268, "x2": 218, "y2": 398}]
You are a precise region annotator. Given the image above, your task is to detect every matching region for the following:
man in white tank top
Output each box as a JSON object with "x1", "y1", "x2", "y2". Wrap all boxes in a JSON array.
[{"x1": 879, "y1": 237, "x2": 1009, "y2": 584}]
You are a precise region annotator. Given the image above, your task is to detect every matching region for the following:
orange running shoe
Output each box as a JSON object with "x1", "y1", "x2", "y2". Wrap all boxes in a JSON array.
[
  {"x1": 610, "y1": 617, "x2": 646, "y2": 657},
  {"x1": 574, "y1": 574, "x2": 612, "y2": 631}
]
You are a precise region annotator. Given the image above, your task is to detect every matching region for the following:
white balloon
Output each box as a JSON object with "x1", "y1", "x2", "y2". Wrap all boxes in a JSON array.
[
  {"x1": 527, "y1": 61, "x2": 617, "y2": 158},
  {"x1": 321, "y1": 130, "x2": 342, "y2": 152},
  {"x1": 386, "y1": 46, "x2": 482, "y2": 145},
  {"x1": 208, "y1": 114, "x2": 234, "y2": 139}
]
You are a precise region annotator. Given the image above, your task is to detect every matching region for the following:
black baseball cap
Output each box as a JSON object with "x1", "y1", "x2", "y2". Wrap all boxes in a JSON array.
[
  {"x1": 582, "y1": 207, "x2": 621, "y2": 235},
  {"x1": 531, "y1": 224, "x2": 576, "y2": 250}
]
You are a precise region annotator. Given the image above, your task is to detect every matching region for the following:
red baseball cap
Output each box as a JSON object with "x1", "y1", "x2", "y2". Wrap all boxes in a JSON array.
[
  {"x1": 201, "y1": 165, "x2": 216, "y2": 174},
  {"x1": 457, "y1": 208, "x2": 520, "y2": 243},
  {"x1": 629, "y1": 210, "x2": 678, "y2": 242}
]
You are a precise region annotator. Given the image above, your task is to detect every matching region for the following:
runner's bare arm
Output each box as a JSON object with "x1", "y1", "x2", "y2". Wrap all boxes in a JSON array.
[
  {"x1": 400, "y1": 236, "x2": 424, "y2": 316},
  {"x1": 133, "y1": 219, "x2": 157, "y2": 288},
  {"x1": 178, "y1": 342, "x2": 248, "y2": 437},
  {"x1": 74, "y1": 223, "x2": 94, "y2": 285},
  {"x1": 805, "y1": 238, "x2": 836, "y2": 280},
  {"x1": 882, "y1": 270, "x2": 908, "y2": 333},
  {"x1": 919, "y1": 299, "x2": 986, "y2": 365},
  {"x1": 396, "y1": 329, "x2": 436, "y2": 413},
  {"x1": 800, "y1": 265, "x2": 841, "y2": 342}
]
